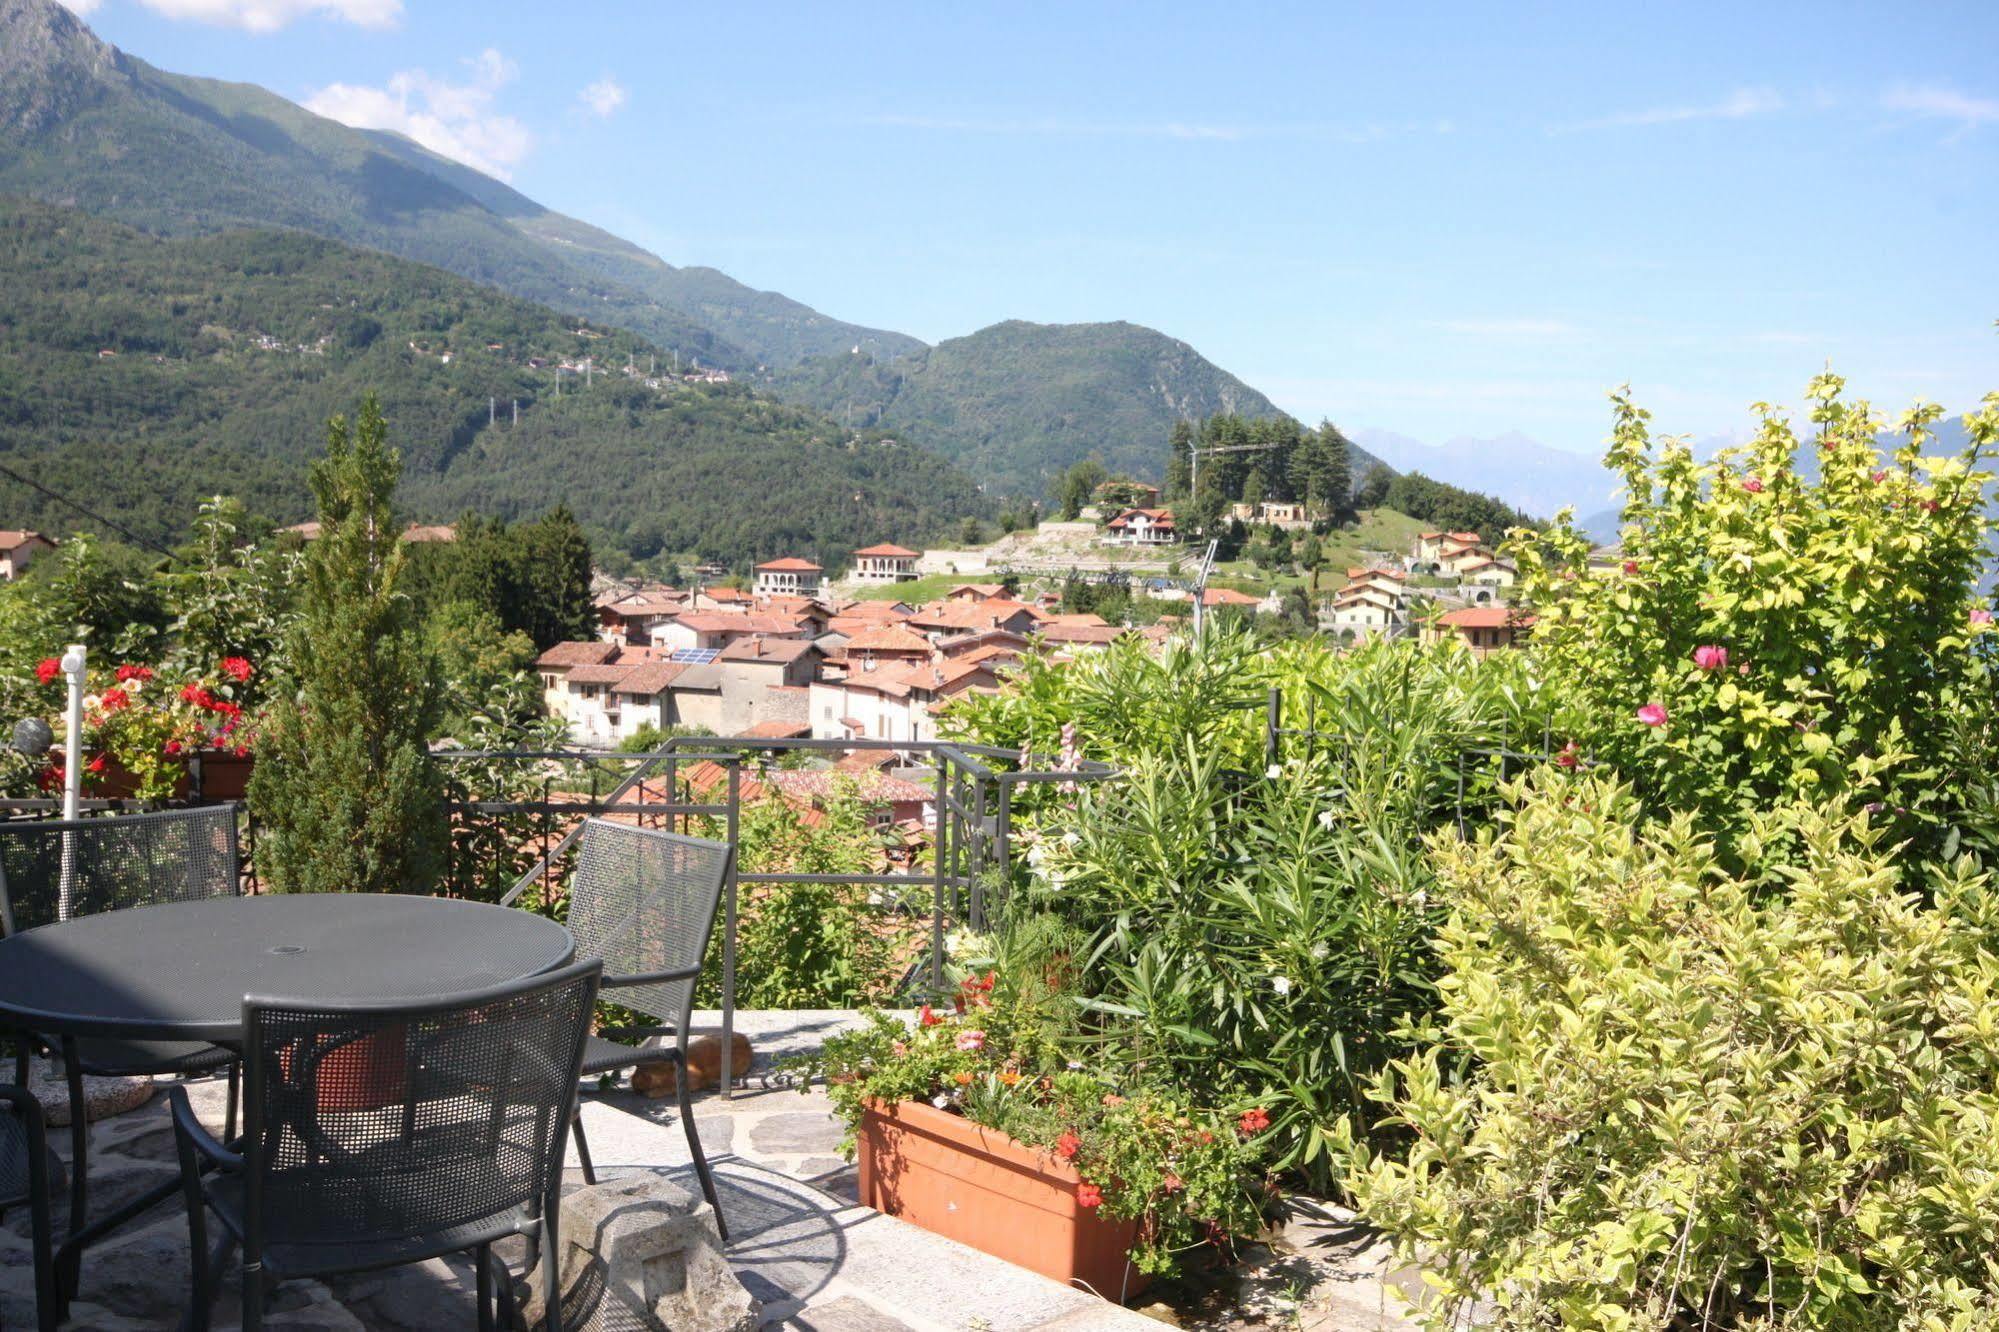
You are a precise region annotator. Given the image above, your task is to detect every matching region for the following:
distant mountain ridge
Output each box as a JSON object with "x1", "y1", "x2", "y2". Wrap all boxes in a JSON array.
[
  {"x1": 770, "y1": 320, "x2": 1296, "y2": 494},
  {"x1": 1351, "y1": 427, "x2": 1614, "y2": 521},
  {"x1": 0, "y1": 0, "x2": 1309, "y2": 503}
]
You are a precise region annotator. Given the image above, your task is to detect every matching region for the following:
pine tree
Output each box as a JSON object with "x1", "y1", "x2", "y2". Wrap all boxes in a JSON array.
[
  {"x1": 519, "y1": 505, "x2": 595, "y2": 647},
  {"x1": 249, "y1": 395, "x2": 447, "y2": 895},
  {"x1": 1318, "y1": 422, "x2": 1354, "y2": 520},
  {"x1": 1164, "y1": 419, "x2": 1193, "y2": 499}
]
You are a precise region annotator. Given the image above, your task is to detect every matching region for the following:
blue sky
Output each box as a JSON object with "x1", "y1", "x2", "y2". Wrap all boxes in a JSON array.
[{"x1": 60, "y1": 0, "x2": 1999, "y2": 457}]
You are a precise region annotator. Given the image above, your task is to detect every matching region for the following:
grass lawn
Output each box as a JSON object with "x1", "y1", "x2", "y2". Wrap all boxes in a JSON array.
[
  {"x1": 1212, "y1": 509, "x2": 1421, "y2": 596},
  {"x1": 844, "y1": 571, "x2": 998, "y2": 603}
]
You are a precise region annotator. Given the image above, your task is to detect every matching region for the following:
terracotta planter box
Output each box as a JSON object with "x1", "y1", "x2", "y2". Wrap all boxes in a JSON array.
[
  {"x1": 192, "y1": 749, "x2": 255, "y2": 801},
  {"x1": 858, "y1": 1098, "x2": 1147, "y2": 1301}
]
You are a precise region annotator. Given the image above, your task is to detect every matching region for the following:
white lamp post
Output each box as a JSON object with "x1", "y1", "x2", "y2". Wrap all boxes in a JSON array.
[{"x1": 58, "y1": 643, "x2": 86, "y2": 920}]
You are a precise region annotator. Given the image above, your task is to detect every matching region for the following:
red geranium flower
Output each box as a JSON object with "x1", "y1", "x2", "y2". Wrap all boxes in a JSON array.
[
  {"x1": 100, "y1": 687, "x2": 131, "y2": 712},
  {"x1": 220, "y1": 657, "x2": 253, "y2": 683},
  {"x1": 115, "y1": 663, "x2": 154, "y2": 683},
  {"x1": 35, "y1": 762, "x2": 62, "y2": 793},
  {"x1": 35, "y1": 658, "x2": 61, "y2": 686},
  {"x1": 1075, "y1": 1182, "x2": 1102, "y2": 1209},
  {"x1": 1055, "y1": 1131, "x2": 1081, "y2": 1160},
  {"x1": 86, "y1": 754, "x2": 106, "y2": 775},
  {"x1": 1238, "y1": 1107, "x2": 1271, "y2": 1135},
  {"x1": 164, "y1": 740, "x2": 183, "y2": 757}
]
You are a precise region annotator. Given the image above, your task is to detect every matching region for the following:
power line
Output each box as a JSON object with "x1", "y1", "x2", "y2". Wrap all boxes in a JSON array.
[{"x1": 0, "y1": 458, "x2": 177, "y2": 558}]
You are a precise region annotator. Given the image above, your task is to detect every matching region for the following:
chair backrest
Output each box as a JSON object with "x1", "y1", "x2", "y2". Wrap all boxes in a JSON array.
[
  {"x1": 0, "y1": 804, "x2": 241, "y2": 935},
  {"x1": 238, "y1": 959, "x2": 601, "y2": 1252},
  {"x1": 566, "y1": 820, "x2": 732, "y2": 1039}
]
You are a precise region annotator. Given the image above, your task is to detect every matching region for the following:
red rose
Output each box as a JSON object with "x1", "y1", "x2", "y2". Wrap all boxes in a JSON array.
[
  {"x1": 1075, "y1": 1181, "x2": 1102, "y2": 1209},
  {"x1": 35, "y1": 658, "x2": 61, "y2": 686},
  {"x1": 1238, "y1": 1107, "x2": 1270, "y2": 1135},
  {"x1": 220, "y1": 657, "x2": 253, "y2": 683}
]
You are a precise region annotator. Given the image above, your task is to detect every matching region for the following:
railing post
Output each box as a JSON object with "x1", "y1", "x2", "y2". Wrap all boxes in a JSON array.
[
  {"x1": 987, "y1": 779, "x2": 1011, "y2": 933},
  {"x1": 931, "y1": 753, "x2": 949, "y2": 996},
  {"x1": 721, "y1": 759, "x2": 740, "y2": 1100}
]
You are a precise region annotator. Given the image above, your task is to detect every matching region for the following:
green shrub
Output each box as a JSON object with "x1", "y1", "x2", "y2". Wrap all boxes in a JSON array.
[
  {"x1": 1347, "y1": 774, "x2": 1999, "y2": 1330},
  {"x1": 1514, "y1": 377, "x2": 1999, "y2": 862}
]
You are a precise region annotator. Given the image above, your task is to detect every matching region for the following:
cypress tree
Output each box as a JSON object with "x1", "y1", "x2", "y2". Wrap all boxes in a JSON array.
[{"x1": 249, "y1": 395, "x2": 447, "y2": 895}]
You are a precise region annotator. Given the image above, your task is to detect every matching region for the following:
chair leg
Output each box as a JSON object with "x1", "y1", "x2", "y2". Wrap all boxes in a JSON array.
[
  {"x1": 540, "y1": 1192, "x2": 562, "y2": 1332},
  {"x1": 58, "y1": 1041, "x2": 88, "y2": 1301},
  {"x1": 174, "y1": 1115, "x2": 213, "y2": 1332},
  {"x1": 240, "y1": 1261, "x2": 264, "y2": 1332},
  {"x1": 572, "y1": 1107, "x2": 597, "y2": 1186},
  {"x1": 25, "y1": 1113, "x2": 56, "y2": 1332},
  {"x1": 474, "y1": 1243, "x2": 495, "y2": 1332},
  {"x1": 224, "y1": 1062, "x2": 239, "y2": 1144},
  {"x1": 677, "y1": 1070, "x2": 727, "y2": 1241}
]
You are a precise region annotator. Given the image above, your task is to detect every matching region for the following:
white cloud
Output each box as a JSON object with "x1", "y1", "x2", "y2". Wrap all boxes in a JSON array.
[
  {"x1": 1564, "y1": 87, "x2": 1785, "y2": 131},
  {"x1": 305, "y1": 48, "x2": 532, "y2": 180},
  {"x1": 1882, "y1": 84, "x2": 1999, "y2": 129},
  {"x1": 577, "y1": 76, "x2": 628, "y2": 119},
  {"x1": 55, "y1": 0, "x2": 105, "y2": 16},
  {"x1": 128, "y1": 0, "x2": 401, "y2": 31}
]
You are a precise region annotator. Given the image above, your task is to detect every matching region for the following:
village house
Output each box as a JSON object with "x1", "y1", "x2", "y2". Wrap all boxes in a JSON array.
[
  {"x1": 810, "y1": 658, "x2": 1005, "y2": 745},
  {"x1": 1436, "y1": 542, "x2": 1501, "y2": 578},
  {"x1": 654, "y1": 612, "x2": 810, "y2": 655},
  {"x1": 1101, "y1": 508, "x2": 1178, "y2": 547},
  {"x1": 596, "y1": 588, "x2": 687, "y2": 644},
  {"x1": 842, "y1": 623, "x2": 936, "y2": 672},
  {"x1": 1457, "y1": 556, "x2": 1518, "y2": 603},
  {"x1": 906, "y1": 598, "x2": 1045, "y2": 642},
  {"x1": 1428, "y1": 606, "x2": 1536, "y2": 656},
  {"x1": 0, "y1": 530, "x2": 56, "y2": 581},
  {"x1": 534, "y1": 640, "x2": 623, "y2": 726},
  {"x1": 851, "y1": 543, "x2": 922, "y2": 584},
  {"x1": 944, "y1": 584, "x2": 1009, "y2": 603},
  {"x1": 754, "y1": 556, "x2": 825, "y2": 599},
  {"x1": 1412, "y1": 531, "x2": 1483, "y2": 565}
]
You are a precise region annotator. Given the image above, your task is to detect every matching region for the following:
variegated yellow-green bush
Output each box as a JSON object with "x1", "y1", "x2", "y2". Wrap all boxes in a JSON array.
[
  {"x1": 1512, "y1": 376, "x2": 1999, "y2": 863},
  {"x1": 1347, "y1": 774, "x2": 1999, "y2": 1331}
]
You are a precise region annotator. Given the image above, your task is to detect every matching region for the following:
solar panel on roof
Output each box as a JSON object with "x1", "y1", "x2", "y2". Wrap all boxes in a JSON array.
[{"x1": 670, "y1": 647, "x2": 720, "y2": 664}]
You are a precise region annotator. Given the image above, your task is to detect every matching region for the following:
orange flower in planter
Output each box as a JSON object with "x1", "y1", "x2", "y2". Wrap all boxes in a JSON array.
[
  {"x1": 952, "y1": 1071, "x2": 973, "y2": 1086},
  {"x1": 1075, "y1": 1181, "x2": 1103, "y2": 1209},
  {"x1": 1056, "y1": 1131, "x2": 1081, "y2": 1160},
  {"x1": 1238, "y1": 1107, "x2": 1270, "y2": 1135}
]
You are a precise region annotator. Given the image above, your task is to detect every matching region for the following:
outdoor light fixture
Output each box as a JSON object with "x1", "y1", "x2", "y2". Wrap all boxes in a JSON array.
[{"x1": 9, "y1": 716, "x2": 52, "y2": 757}]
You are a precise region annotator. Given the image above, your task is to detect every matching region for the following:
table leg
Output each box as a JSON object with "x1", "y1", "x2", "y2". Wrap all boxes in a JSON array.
[{"x1": 57, "y1": 1039, "x2": 86, "y2": 1305}]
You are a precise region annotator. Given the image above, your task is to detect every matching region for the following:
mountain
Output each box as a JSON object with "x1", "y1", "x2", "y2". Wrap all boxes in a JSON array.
[
  {"x1": 769, "y1": 320, "x2": 1289, "y2": 495},
  {"x1": 0, "y1": 0, "x2": 918, "y2": 373},
  {"x1": 1351, "y1": 427, "x2": 1615, "y2": 521},
  {"x1": 0, "y1": 196, "x2": 986, "y2": 567}
]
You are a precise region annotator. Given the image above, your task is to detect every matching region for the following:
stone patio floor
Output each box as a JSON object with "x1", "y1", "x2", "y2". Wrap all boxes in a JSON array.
[{"x1": 1, "y1": 1011, "x2": 1420, "y2": 1331}]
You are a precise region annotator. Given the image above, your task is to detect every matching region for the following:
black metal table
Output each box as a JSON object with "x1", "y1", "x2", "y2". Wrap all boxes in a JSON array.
[{"x1": 0, "y1": 894, "x2": 575, "y2": 1309}]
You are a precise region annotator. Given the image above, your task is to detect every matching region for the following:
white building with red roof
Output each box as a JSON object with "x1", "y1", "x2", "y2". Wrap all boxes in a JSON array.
[
  {"x1": 754, "y1": 557, "x2": 824, "y2": 598},
  {"x1": 1102, "y1": 508, "x2": 1178, "y2": 547},
  {"x1": 852, "y1": 543, "x2": 921, "y2": 584}
]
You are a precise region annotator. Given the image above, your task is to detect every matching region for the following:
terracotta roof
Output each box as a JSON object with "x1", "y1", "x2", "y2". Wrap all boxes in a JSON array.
[
  {"x1": 840, "y1": 601, "x2": 914, "y2": 622},
  {"x1": 717, "y1": 637, "x2": 820, "y2": 664},
  {"x1": 755, "y1": 557, "x2": 823, "y2": 572},
  {"x1": 535, "y1": 641, "x2": 622, "y2": 669},
  {"x1": 909, "y1": 600, "x2": 1045, "y2": 633},
  {"x1": 1346, "y1": 567, "x2": 1406, "y2": 582},
  {"x1": 401, "y1": 523, "x2": 457, "y2": 543},
  {"x1": 854, "y1": 543, "x2": 920, "y2": 558},
  {"x1": 1437, "y1": 607, "x2": 1535, "y2": 629},
  {"x1": 0, "y1": 530, "x2": 53, "y2": 552},
  {"x1": 565, "y1": 662, "x2": 636, "y2": 686},
  {"x1": 1042, "y1": 612, "x2": 1109, "y2": 628},
  {"x1": 612, "y1": 661, "x2": 689, "y2": 695},
  {"x1": 955, "y1": 643, "x2": 1026, "y2": 666},
  {"x1": 280, "y1": 521, "x2": 321, "y2": 539},
  {"x1": 1105, "y1": 508, "x2": 1175, "y2": 529},
  {"x1": 1201, "y1": 588, "x2": 1264, "y2": 607},
  {"x1": 1036, "y1": 622, "x2": 1127, "y2": 645},
  {"x1": 770, "y1": 770, "x2": 932, "y2": 805},
  {"x1": 741, "y1": 720, "x2": 811, "y2": 739},
  {"x1": 846, "y1": 624, "x2": 934, "y2": 655},
  {"x1": 703, "y1": 587, "x2": 755, "y2": 602},
  {"x1": 947, "y1": 584, "x2": 1007, "y2": 599},
  {"x1": 675, "y1": 612, "x2": 807, "y2": 635}
]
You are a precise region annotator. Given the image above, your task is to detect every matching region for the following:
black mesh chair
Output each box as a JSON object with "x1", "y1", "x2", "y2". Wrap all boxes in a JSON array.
[
  {"x1": 565, "y1": 819, "x2": 733, "y2": 1239},
  {"x1": 169, "y1": 959, "x2": 602, "y2": 1332},
  {"x1": 0, "y1": 805, "x2": 245, "y2": 1299},
  {"x1": 0, "y1": 1085, "x2": 58, "y2": 1332}
]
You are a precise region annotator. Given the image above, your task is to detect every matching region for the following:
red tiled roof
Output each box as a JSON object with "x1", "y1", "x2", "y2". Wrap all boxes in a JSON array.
[
  {"x1": 612, "y1": 661, "x2": 688, "y2": 695},
  {"x1": 0, "y1": 530, "x2": 54, "y2": 552},
  {"x1": 675, "y1": 613, "x2": 808, "y2": 635},
  {"x1": 741, "y1": 720, "x2": 811, "y2": 739},
  {"x1": 535, "y1": 641, "x2": 621, "y2": 669},
  {"x1": 909, "y1": 600, "x2": 1045, "y2": 633},
  {"x1": 717, "y1": 637, "x2": 820, "y2": 664},
  {"x1": 1036, "y1": 622, "x2": 1127, "y2": 645},
  {"x1": 565, "y1": 662, "x2": 636, "y2": 686},
  {"x1": 1200, "y1": 588, "x2": 1263, "y2": 607},
  {"x1": 854, "y1": 543, "x2": 920, "y2": 558},
  {"x1": 755, "y1": 557, "x2": 823, "y2": 572},
  {"x1": 1436, "y1": 607, "x2": 1535, "y2": 629},
  {"x1": 846, "y1": 624, "x2": 934, "y2": 655},
  {"x1": 1105, "y1": 508, "x2": 1175, "y2": 530}
]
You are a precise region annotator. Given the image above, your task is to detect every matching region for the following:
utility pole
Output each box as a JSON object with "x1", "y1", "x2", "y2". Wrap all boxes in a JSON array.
[
  {"x1": 489, "y1": 397, "x2": 496, "y2": 427},
  {"x1": 1189, "y1": 540, "x2": 1220, "y2": 644},
  {"x1": 512, "y1": 399, "x2": 519, "y2": 427}
]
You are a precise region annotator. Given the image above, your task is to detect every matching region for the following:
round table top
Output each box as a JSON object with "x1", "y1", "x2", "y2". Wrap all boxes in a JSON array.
[{"x1": 0, "y1": 894, "x2": 575, "y2": 1045}]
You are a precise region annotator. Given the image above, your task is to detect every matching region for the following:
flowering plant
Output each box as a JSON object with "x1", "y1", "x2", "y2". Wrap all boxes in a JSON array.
[
  {"x1": 29, "y1": 657, "x2": 262, "y2": 802},
  {"x1": 806, "y1": 970, "x2": 1277, "y2": 1276}
]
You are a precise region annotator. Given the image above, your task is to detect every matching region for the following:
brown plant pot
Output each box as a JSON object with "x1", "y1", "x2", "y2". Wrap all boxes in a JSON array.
[
  {"x1": 88, "y1": 757, "x2": 189, "y2": 803},
  {"x1": 192, "y1": 749, "x2": 255, "y2": 800},
  {"x1": 284, "y1": 1027, "x2": 410, "y2": 1112},
  {"x1": 858, "y1": 1098, "x2": 1148, "y2": 1302}
]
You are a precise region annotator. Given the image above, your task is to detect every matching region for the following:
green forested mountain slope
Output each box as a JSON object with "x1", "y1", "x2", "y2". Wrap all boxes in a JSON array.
[
  {"x1": 768, "y1": 320, "x2": 1294, "y2": 495},
  {"x1": 0, "y1": 197, "x2": 985, "y2": 566},
  {"x1": 0, "y1": 0, "x2": 916, "y2": 372}
]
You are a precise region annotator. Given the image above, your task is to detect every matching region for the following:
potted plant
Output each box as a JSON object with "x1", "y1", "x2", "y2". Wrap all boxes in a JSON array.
[
  {"x1": 28, "y1": 657, "x2": 263, "y2": 805},
  {"x1": 808, "y1": 972, "x2": 1275, "y2": 1300}
]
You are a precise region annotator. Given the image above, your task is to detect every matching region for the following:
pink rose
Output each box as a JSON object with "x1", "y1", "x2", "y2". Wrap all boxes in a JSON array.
[
  {"x1": 1636, "y1": 703, "x2": 1668, "y2": 727},
  {"x1": 1691, "y1": 645, "x2": 1728, "y2": 672},
  {"x1": 1741, "y1": 477, "x2": 1765, "y2": 494},
  {"x1": 955, "y1": 1029, "x2": 986, "y2": 1053},
  {"x1": 1972, "y1": 609, "x2": 1995, "y2": 628}
]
